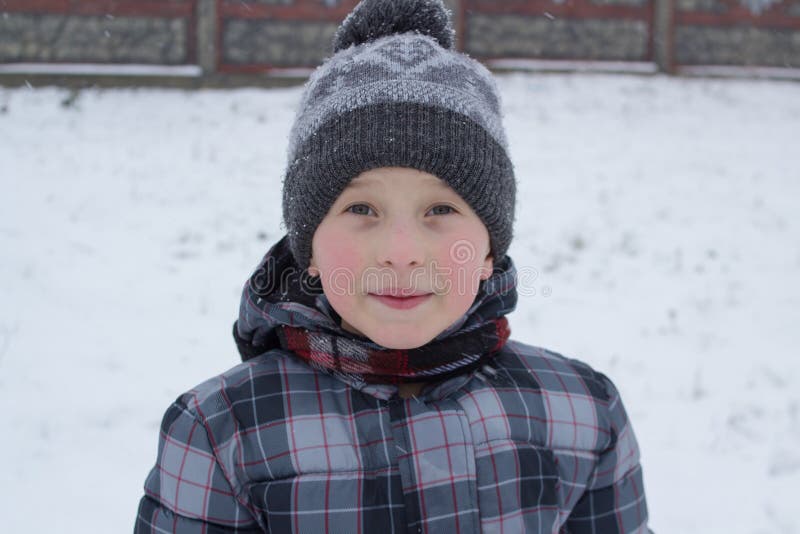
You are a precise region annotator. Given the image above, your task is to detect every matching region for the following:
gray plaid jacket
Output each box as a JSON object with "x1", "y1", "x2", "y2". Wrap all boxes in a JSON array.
[
  {"x1": 136, "y1": 245, "x2": 649, "y2": 532},
  {"x1": 135, "y1": 343, "x2": 649, "y2": 533}
]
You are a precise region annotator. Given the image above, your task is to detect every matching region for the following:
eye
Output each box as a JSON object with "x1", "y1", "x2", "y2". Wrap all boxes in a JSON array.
[
  {"x1": 344, "y1": 203, "x2": 457, "y2": 217},
  {"x1": 345, "y1": 203, "x2": 376, "y2": 216},
  {"x1": 427, "y1": 204, "x2": 457, "y2": 216}
]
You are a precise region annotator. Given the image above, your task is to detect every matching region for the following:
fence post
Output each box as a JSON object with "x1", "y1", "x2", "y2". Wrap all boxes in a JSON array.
[
  {"x1": 443, "y1": 0, "x2": 464, "y2": 51},
  {"x1": 197, "y1": 0, "x2": 217, "y2": 75},
  {"x1": 653, "y1": 0, "x2": 675, "y2": 74}
]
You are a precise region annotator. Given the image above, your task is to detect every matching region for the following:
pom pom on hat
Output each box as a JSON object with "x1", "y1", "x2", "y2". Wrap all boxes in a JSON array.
[{"x1": 333, "y1": 0, "x2": 455, "y2": 52}]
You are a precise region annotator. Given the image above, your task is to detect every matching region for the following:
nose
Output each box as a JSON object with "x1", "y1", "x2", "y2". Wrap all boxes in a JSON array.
[{"x1": 376, "y1": 220, "x2": 425, "y2": 270}]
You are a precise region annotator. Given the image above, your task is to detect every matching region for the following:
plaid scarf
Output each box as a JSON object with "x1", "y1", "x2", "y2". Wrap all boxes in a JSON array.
[
  {"x1": 234, "y1": 235, "x2": 518, "y2": 388},
  {"x1": 277, "y1": 316, "x2": 510, "y2": 385}
]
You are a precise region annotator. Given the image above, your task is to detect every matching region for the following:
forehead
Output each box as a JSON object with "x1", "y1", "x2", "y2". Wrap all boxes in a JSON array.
[{"x1": 346, "y1": 171, "x2": 451, "y2": 191}]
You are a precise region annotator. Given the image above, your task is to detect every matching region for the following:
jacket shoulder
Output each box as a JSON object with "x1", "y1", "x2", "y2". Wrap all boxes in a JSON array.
[
  {"x1": 497, "y1": 340, "x2": 611, "y2": 400},
  {"x1": 163, "y1": 350, "x2": 340, "y2": 480},
  {"x1": 176, "y1": 349, "x2": 322, "y2": 422},
  {"x1": 491, "y1": 339, "x2": 622, "y2": 452}
]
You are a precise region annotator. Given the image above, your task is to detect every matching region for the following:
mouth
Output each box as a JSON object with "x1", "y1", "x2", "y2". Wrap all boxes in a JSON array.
[{"x1": 369, "y1": 292, "x2": 433, "y2": 310}]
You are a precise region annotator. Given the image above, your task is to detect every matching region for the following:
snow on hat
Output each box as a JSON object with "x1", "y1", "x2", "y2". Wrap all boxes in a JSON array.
[{"x1": 281, "y1": 0, "x2": 516, "y2": 269}]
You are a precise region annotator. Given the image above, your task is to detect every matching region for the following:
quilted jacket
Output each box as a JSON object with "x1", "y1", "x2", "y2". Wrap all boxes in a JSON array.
[{"x1": 135, "y1": 239, "x2": 650, "y2": 533}]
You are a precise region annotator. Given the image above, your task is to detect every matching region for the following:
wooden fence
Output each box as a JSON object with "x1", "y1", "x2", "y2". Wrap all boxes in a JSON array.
[{"x1": 1, "y1": 0, "x2": 798, "y2": 84}]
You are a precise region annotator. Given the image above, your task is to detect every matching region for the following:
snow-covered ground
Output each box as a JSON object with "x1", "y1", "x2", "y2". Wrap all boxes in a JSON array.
[{"x1": 1, "y1": 72, "x2": 798, "y2": 533}]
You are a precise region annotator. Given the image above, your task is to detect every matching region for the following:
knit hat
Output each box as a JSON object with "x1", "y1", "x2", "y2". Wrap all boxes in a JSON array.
[{"x1": 281, "y1": 0, "x2": 516, "y2": 270}]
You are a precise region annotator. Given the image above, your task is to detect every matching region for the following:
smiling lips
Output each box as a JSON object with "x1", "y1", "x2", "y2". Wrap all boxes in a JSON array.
[{"x1": 369, "y1": 291, "x2": 433, "y2": 310}]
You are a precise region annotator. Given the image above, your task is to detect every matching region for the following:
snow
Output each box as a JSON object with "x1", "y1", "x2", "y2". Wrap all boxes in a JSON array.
[
  {"x1": 486, "y1": 58, "x2": 659, "y2": 74},
  {"x1": 0, "y1": 63, "x2": 202, "y2": 76},
  {"x1": 1, "y1": 72, "x2": 799, "y2": 532},
  {"x1": 677, "y1": 65, "x2": 800, "y2": 81}
]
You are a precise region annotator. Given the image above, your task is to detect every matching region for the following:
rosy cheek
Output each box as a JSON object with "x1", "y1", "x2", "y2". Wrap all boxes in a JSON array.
[
  {"x1": 325, "y1": 246, "x2": 357, "y2": 269},
  {"x1": 315, "y1": 227, "x2": 364, "y2": 298},
  {"x1": 433, "y1": 243, "x2": 486, "y2": 297},
  {"x1": 316, "y1": 227, "x2": 359, "y2": 269},
  {"x1": 333, "y1": 242, "x2": 364, "y2": 279}
]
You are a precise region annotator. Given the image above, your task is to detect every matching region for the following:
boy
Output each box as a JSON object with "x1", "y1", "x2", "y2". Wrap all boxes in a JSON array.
[{"x1": 135, "y1": 0, "x2": 650, "y2": 532}]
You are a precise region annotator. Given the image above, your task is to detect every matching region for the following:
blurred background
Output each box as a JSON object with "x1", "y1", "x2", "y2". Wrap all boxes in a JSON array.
[
  {"x1": 0, "y1": 0, "x2": 799, "y2": 85},
  {"x1": 1, "y1": 1, "x2": 799, "y2": 533}
]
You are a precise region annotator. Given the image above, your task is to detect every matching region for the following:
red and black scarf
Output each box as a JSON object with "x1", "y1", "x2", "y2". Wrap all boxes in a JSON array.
[
  {"x1": 234, "y1": 235, "x2": 518, "y2": 386},
  {"x1": 276, "y1": 316, "x2": 510, "y2": 384}
]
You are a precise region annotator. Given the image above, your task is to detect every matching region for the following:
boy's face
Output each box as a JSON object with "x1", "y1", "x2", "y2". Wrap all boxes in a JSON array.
[{"x1": 309, "y1": 167, "x2": 493, "y2": 349}]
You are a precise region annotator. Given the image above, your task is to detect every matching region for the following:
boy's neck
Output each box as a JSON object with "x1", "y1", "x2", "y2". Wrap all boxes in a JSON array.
[{"x1": 397, "y1": 382, "x2": 424, "y2": 399}]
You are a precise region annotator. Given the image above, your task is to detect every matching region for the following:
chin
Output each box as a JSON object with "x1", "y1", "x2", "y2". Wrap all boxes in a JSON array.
[{"x1": 366, "y1": 327, "x2": 434, "y2": 350}]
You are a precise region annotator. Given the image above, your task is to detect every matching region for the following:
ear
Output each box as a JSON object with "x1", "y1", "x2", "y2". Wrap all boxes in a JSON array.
[
  {"x1": 480, "y1": 252, "x2": 494, "y2": 280},
  {"x1": 307, "y1": 256, "x2": 320, "y2": 278}
]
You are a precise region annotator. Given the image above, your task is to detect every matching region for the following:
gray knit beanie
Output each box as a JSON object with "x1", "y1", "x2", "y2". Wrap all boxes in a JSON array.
[{"x1": 281, "y1": 0, "x2": 516, "y2": 270}]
